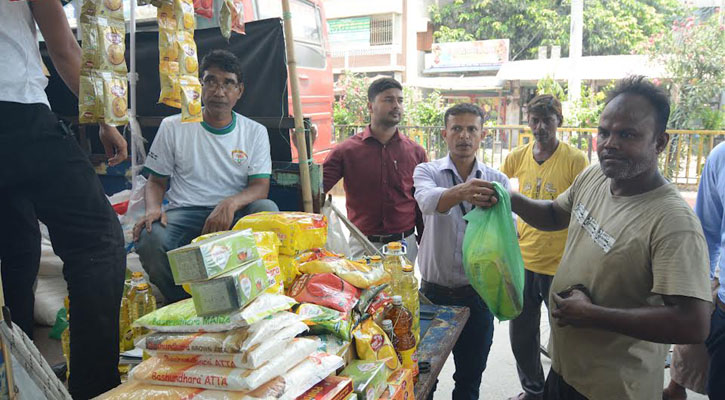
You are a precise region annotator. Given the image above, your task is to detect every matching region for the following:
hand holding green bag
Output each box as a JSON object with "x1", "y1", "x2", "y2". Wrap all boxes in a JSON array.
[{"x1": 462, "y1": 181, "x2": 524, "y2": 321}]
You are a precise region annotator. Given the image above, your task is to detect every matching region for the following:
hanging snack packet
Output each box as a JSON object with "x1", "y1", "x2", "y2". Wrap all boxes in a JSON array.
[
  {"x1": 177, "y1": 31, "x2": 198, "y2": 76},
  {"x1": 157, "y1": 0, "x2": 177, "y2": 31},
  {"x1": 158, "y1": 30, "x2": 179, "y2": 64},
  {"x1": 98, "y1": 18, "x2": 127, "y2": 74},
  {"x1": 175, "y1": 0, "x2": 196, "y2": 31},
  {"x1": 101, "y1": 72, "x2": 128, "y2": 126},
  {"x1": 81, "y1": 0, "x2": 124, "y2": 22},
  {"x1": 180, "y1": 76, "x2": 202, "y2": 123},
  {"x1": 80, "y1": 18, "x2": 100, "y2": 70},
  {"x1": 288, "y1": 273, "x2": 360, "y2": 313},
  {"x1": 193, "y1": 0, "x2": 213, "y2": 19},
  {"x1": 353, "y1": 319, "x2": 399, "y2": 370},
  {"x1": 158, "y1": 71, "x2": 181, "y2": 108},
  {"x1": 220, "y1": 0, "x2": 245, "y2": 39},
  {"x1": 79, "y1": 71, "x2": 104, "y2": 124},
  {"x1": 297, "y1": 303, "x2": 353, "y2": 341},
  {"x1": 133, "y1": 293, "x2": 296, "y2": 332}
]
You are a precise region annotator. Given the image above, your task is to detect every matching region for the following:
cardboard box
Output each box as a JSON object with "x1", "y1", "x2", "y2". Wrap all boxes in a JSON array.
[
  {"x1": 189, "y1": 258, "x2": 270, "y2": 316},
  {"x1": 296, "y1": 376, "x2": 353, "y2": 400},
  {"x1": 167, "y1": 229, "x2": 259, "y2": 284},
  {"x1": 340, "y1": 360, "x2": 390, "y2": 400},
  {"x1": 379, "y1": 368, "x2": 414, "y2": 400}
]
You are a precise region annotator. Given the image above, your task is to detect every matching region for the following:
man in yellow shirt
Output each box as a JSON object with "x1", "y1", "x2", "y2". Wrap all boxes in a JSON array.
[{"x1": 502, "y1": 95, "x2": 587, "y2": 400}]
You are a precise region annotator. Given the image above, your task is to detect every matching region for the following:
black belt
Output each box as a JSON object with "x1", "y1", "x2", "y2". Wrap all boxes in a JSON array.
[
  {"x1": 421, "y1": 280, "x2": 478, "y2": 299},
  {"x1": 367, "y1": 227, "x2": 415, "y2": 244}
]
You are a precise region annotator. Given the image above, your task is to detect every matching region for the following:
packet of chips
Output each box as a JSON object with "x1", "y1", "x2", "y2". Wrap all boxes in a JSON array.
[
  {"x1": 157, "y1": 0, "x2": 177, "y2": 31},
  {"x1": 299, "y1": 253, "x2": 389, "y2": 289},
  {"x1": 180, "y1": 76, "x2": 202, "y2": 123},
  {"x1": 175, "y1": 0, "x2": 196, "y2": 31},
  {"x1": 101, "y1": 72, "x2": 128, "y2": 126},
  {"x1": 97, "y1": 18, "x2": 127, "y2": 74},
  {"x1": 79, "y1": 71, "x2": 104, "y2": 124},
  {"x1": 233, "y1": 212, "x2": 328, "y2": 256},
  {"x1": 288, "y1": 273, "x2": 360, "y2": 313},
  {"x1": 81, "y1": 0, "x2": 124, "y2": 22},
  {"x1": 193, "y1": 0, "x2": 213, "y2": 19},
  {"x1": 80, "y1": 19, "x2": 100, "y2": 70},
  {"x1": 178, "y1": 31, "x2": 198, "y2": 76},
  {"x1": 253, "y1": 232, "x2": 284, "y2": 295},
  {"x1": 158, "y1": 70, "x2": 181, "y2": 108},
  {"x1": 220, "y1": 0, "x2": 245, "y2": 39},
  {"x1": 158, "y1": 30, "x2": 179, "y2": 64},
  {"x1": 353, "y1": 318, "x2": 399, "y2": 370},
  {"x1": 297, "y1": 303, "x2": 353, "y2": 341}
]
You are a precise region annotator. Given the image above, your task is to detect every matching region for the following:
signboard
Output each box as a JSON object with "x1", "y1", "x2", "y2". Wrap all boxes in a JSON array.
[
  {"x1": 427, "y1": 39, "x2": 510, "y2": 71},
  {"x1": 328, "y1": 17, "x2": 370, "y2": 47}
]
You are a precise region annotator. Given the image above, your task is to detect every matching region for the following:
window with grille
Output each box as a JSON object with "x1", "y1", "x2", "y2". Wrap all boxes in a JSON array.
[{"x1": 370, "y1": 15, "x2": 393, "y2": 46}]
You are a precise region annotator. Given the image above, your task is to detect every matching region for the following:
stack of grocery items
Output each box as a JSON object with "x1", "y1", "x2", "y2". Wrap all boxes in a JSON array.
[
  {"x1": 156, "y1": 0, "x2": 202, "y2": 123},
  {"x1": 78, "y1": 0, "x2": 128, "y2": 126},
  {"x1": 99, "y1": 212, "x2": 422, "y2": 399}
]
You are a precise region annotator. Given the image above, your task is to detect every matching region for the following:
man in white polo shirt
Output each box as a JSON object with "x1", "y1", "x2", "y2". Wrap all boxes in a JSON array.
[{"x1": 134, "y1": 50, "x2": 278, "y2": 303}]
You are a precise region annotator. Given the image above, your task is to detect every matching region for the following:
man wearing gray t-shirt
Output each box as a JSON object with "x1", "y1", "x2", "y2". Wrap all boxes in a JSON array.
[{"x1": 134, "y1": 50, "x2": 278, "y2": 303}]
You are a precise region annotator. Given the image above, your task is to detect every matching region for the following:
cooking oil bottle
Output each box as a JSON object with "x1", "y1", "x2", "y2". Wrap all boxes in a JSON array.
[
  {"x1": 382, "y1": 242, "x2": 411, "y2": 295},
  {"x1": 400, "y1": 264, "x2": 420, "y2": 343},
  {"x1": 384, "y1": 295, "x2": 418, "y2": 379},
  {"x1": 61, "y1": 296, "x2": 70, "y2": 381},
  {"x1": 129, "y1": 283, "x2": 156, "y2": 340}
]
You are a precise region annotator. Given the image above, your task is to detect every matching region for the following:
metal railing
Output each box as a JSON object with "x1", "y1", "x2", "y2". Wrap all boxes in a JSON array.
[{"x1": 333, "y1": 124, "x2": 725, "y2": 188}]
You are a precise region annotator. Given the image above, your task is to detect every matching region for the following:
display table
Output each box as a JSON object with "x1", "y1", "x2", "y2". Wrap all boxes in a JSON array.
[{"x1": 414, "y1": 304, "x2": 470, "y2": 399}]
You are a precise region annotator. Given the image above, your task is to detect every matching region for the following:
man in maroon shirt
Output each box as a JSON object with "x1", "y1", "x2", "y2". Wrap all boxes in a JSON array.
[{"x1": 324, "y1": 78, "x2": 427, "y2": 261}]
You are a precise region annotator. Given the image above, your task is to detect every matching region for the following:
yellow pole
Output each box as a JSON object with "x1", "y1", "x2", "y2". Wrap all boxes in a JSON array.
[{"x1": 282, "y1": 0, "x2": 314, "y2": 213}]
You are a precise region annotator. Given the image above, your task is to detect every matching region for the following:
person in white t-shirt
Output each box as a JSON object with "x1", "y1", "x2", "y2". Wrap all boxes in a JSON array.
[
  {"x1": 133, "y1": 50, "x2": 278, "y2": 303},
  {"x1": 1, "y1": 2, "x2": 128, "y2": 398}
]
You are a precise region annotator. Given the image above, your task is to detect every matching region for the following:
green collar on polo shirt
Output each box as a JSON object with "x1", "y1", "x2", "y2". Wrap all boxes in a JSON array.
[{"x1": 201, "y1": 112, "x2": 237, "y2": 135}]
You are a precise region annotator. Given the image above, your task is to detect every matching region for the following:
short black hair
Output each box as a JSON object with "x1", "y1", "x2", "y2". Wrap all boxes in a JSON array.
[
  {"x1": 444, "y1": 103, "x2": 485, "y2": 127},
  {"x1": 200, "y1": 49, "x2": 244, "y2": 84},
  {"x1": 527, "y1": 94, "x2": 563, "y2": 127},
  {"x1": 367, "y1": 78, "x2": 403, "y2": 102},
  {"x1": 606, "y1": 75, "x2": 670, "y2": 134}
]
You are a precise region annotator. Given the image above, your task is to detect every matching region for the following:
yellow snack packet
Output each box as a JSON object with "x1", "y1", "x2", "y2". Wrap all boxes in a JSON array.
[
  {"x1": 175, "y1": 0, "x2": 196, "y2": 31},
  {"x1": 81, "y1": 0, "x2": 124, "y2": 22},
  {"x1": 232, "y1": 212, "x2": 328, "y2": 256},
  {"x1": 159, "y1": 66, "x2": 181, "y2": 108},
  {"x1": 98, "y1": 18, "x2": 128, "y2": 74},
  {"x1": 180, "y1": 76, "x2": 202, "y2": 123},
  {"x1": 79, "y1": 71, "x2": 104, "y2": 124},
  {"x1": 253, "y1": 232, "x2": 284, "y2": 295},
  {"x1": 353, "y1": 318, "x2": 400, "y2": 370},
  {"x1": 157, "y1": 1, "x2": 177, "y2": 31},
  {"x1": 177, "y1": 31, "x2": 199, "y2": 76},
  {"x1": 158, "y1": 29, "x2": 179, "y2": 64},
  {"x1": 80, "y1": 19, "x2": 100, "y2": 70},
  {"x1": 279, "y1": 255, "x2": 301, "y2": 289},
  {"x1": 101, "y1": 72, "x2": 129, "y2": 126}
]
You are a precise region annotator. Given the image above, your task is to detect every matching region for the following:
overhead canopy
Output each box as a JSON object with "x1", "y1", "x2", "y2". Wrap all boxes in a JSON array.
[
  {"x1": 496, "y1": 55, "x2": 667, "y2": 82},
  {"x1": 412, "y1": 76, "x2": 504, "y2": 92}
]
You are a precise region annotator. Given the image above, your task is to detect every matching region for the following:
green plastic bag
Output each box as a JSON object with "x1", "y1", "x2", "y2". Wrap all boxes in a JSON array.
[{"x1": 462, "y1": 182, "x2": 525, "y2": 321}]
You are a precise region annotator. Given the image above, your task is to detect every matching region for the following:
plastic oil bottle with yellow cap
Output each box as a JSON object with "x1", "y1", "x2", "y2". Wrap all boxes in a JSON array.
[
  {"x1": 382, "y1": 241, "x2": 411, "y2": 295},
  {"x1": 400, "y1": 264, "x2": 420, "y2": 343},
  {"x1": 129, "y1": 283, "x2": 156, "y2": 341}
]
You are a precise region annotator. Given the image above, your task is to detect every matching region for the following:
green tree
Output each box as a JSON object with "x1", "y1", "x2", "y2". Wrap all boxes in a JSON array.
[
  {"x1": 644, "y1": 13, "x2": 725, "y2": 177},
  {"x1": 430, "y1": 0, "x2": 683, "y2": 60},
  {"x1": 333, "y1": 72, "x2": 370, "y2": 126}
]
